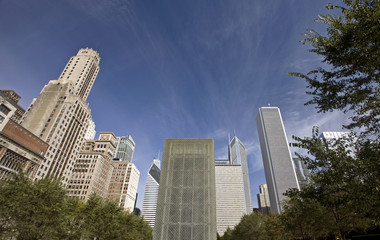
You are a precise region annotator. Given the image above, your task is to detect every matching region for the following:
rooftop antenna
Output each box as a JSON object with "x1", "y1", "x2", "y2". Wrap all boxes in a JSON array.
[
  {"x1": 233, "y1": 129, "x2": 236, "y2": 137},
  {"x1": 228, "y1": 132, "x2": 231, "y2": 143},
  {"x1": 157, "y1": 149, "x2": 160, "y2": 160},
  {"x1": 268, "y1": 103, "x2": 271, "y2": 107}
]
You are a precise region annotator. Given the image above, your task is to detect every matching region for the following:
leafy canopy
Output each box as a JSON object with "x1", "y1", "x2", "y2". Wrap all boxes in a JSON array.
[{"x1": 289, "y1": 0, "x2": 380, "y2": 138}]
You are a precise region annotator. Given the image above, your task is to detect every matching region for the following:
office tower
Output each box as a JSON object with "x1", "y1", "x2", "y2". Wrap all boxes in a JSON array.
[
  {"x1": 320, "y1": 131, "x2": 351, "y2": 142},
  {"x1": 228, "y1": 136, "x2": 252, "y2": 213},
  {"x1": 0, "y1": 91, "x2": 48, "y2": 179},
  {"x1": 319, "y1": 131, "x2": 353, "y2": 151},
  {"x1": 67, "y1": 132, "x2": 116, "y2": 200},
  {"x1": 292, "y1": 156, "x2": 310, "y2": 189},
  {"x1": 113, "y1": 135, "x2": 135, "y2": 162},
  {"x1": 142, "y1": 159, "x2": 161, "y2": 228},
  {"x1": 215, "y1": 162, "x2": 246, "y2": 235},
  {"x1": 257, "y1": 184, "x2": 271, "y2": 215},
  {"x1": 21, "y1": 48, "x2": 100, "y2": 185},
  {"x1": 256, "y1": 107, "x2": 299, "y2": 213},
  {"x1": 84, "y1": 116, "x2": 96, "y2": 140},
  {"x1": 107, "y1": 160, "x2": 140, "y2": 212},
  {"x1": 154, "y1": 139, "x2": 217, "y2": 240}
]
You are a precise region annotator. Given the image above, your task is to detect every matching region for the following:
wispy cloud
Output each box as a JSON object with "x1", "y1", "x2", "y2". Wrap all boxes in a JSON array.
[{"x1": 244, "y1": 140, "x2": 264, "y2": 173}]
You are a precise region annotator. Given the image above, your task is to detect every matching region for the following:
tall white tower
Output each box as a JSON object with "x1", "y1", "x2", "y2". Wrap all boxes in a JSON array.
[
  {"x1": 21, "y1": 48, "x2": 100, "y2": 185},
  {"x1": 228, "y1": 136, "x2": 252, "y2": 213},
  {"x1": 256, "y1": 107, "x2": 299, "y2": 213},
  {"x1": 141, "y1": 159, "x2": 161, "y2": 228}
]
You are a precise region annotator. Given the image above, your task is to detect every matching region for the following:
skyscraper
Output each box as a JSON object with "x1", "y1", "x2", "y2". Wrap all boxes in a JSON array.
[
  {"x1": 257, "y1": 184, "x2": 270, "y2": 215},
  {"x1": 107, "y1": 134, "x2": 139, "y2": 212},
  {"x1": 142, "y1": 158, "x2": 161, "y2": 228},
  {"x1": 67, "y1": 132, "x2": 116, "y2": 200},
  {"x1": 113, "y1": 135, "x2": 135, "y2": 162},
  {"x1": 292, "y1": 156, "x2": 310, "y2": 189},
  {"x1": 107, "y1": 160, "x2": 140, "y2": 212},
  {"x1": 228, "y1": 136, "x2": 252, "y2": 213},
  {"x1": 154, "y1": 139, "x2": 217, "y2": 240},
  {"x1": 215, "y1": 162, "x2": 246, "y2": 235},
  {"x1": 256, "y1": 107, "x2": 299, "y2": 213},
  {"x1": 21, "y1": 48, "x2": 100, "y2": 185}
]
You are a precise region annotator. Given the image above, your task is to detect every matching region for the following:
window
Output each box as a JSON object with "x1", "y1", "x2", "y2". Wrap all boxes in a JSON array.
[
  {"x1": 0, "y1": 115, "x2": 4, "y2": 124},
  {"x1": 0, "y1": 104, "x2": 11, "y2": 115}
]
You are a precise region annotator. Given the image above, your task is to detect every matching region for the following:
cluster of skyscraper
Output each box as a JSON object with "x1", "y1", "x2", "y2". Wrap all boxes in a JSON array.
[
  {"x1": 0, "y1": 48, "x2": 350, "y2": 239},
  {"x1": 0, "y1": 49, "x2": 139, "y2": 212}
]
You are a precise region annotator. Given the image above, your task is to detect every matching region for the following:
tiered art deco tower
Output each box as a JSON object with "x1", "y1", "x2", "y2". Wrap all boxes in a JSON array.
[{"x1": 21, "y1": 48, "x2": 100, "y2": 185}]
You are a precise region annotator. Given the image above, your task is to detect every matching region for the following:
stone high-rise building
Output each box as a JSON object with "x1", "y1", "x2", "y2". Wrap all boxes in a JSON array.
[
  {"x1": 228, "y1": 136, "x2": 252, "y2": 213},
  {"x1": 142, "y1": 158, "x2": 161, "y2": 228},
  {"x1": 257, "y1": 184, "x2": 270, "y2": 215},
  {"x1": 21, "y1": 48, "x2": 100, "y2": 185},
  {"x1": 256, "y1": 107, "x2": 299, "y2": 213},
  {"x1": 154, "y1": 139, "x2": 217, "y2": 240},
  {"x1": 107, "y1": 160, "x2": 140, "y2": 212},
  {"x1": 67, "y1": 132, "x2": 116, "y2": 200}
]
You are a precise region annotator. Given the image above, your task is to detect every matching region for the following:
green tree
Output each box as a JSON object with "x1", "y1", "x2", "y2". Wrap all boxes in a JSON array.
[
  {"x1": 220, "y1": 226, "x2": 233, "y2": 240},
  {"x1": 0, "y1": 172, "x2": 68, "y2": 239},
  {"x1": 292, "y1": 127, "x2": 379, "y2": 239},
  {"x1": 80, "y1": 194, "x2": 152, "y2": 240},
  {"x1": 0, "y1": 172, "x2": 153, "y2": 240},
  {"x1": 264, "y1": 214, "x2": 291, "y2": 240},
  {"x1": 289, "y1": 0, "x2": 380, "y2": 138},
  {"x1": 282, "y1": 189, "x2": 332, "y2": 240},
  {"x1": 230, "y1": 212, "x2": 267, "y2": 240}
]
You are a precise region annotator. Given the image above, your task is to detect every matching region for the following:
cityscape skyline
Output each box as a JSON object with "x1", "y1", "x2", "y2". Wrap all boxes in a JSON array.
[{"x1": 0, "y1": 0, "x2": 352, "y2": 209}]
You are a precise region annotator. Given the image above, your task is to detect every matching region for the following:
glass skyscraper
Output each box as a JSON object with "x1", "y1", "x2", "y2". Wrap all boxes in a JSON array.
[
  {"x1": 142, "y1": 159, "x2": 161, "y2": 228},
  {"x1": 113, "y1": 135, "x2": 135, "y2": 162}
]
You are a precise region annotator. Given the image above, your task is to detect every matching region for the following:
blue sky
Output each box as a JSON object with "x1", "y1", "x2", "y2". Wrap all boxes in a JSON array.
[{"x1": 0, "y1": 0, "x2": 350, "y2": 209}]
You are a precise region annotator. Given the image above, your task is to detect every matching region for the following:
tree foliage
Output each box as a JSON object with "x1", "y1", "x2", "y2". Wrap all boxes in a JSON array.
[
  {"x1": 290, "y1": 128, "x2": 380, "y2": 239},
  {"x1": 0, "y1": 172, "x2": 152, "y2": 240},
  {"x1": 289, "y1": 0, "x2": 380, "y2": 138}
]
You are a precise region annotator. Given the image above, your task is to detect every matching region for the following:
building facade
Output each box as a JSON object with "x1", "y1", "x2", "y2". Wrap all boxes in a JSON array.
[
  {"x1": 292, "y1": 156, "x2": 310, "y2": 189},
  {"x1": 154, "y1": 139, "x2": 217, "y2": 240},
  {"x1": 256, "y1": 107, "x2": 299, "y2": 213},
  {"x1": 215, "y1": 163, "x2": 246, "y2": 235},
  {"x1": 257, "y1": 184, "x2": 271, "y2": 215},
  {"x1": 84, "y1": 116, "x2": 96, "y2": 140},
  {"x1": 21, "y1": 48, "x2": 100, "y2": 185},
  {"x1": 107, "y1": 160, "x2": 140, "y2": 212},
  {"x1": 228, "y1": 136, "x2": 252, "y2": 213},
  {"x1": 0, "y1": 91, "x2": 48, "y2": 179},
  {"x1": 113, "y1": 135, "x2": 135, "y2": 162},
  {"x1": 67, "y1": 132, "x2": 116, "y2": 200},
  {"x1": 142, "y1": 159, "x2": 161, "y2": 228}
]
